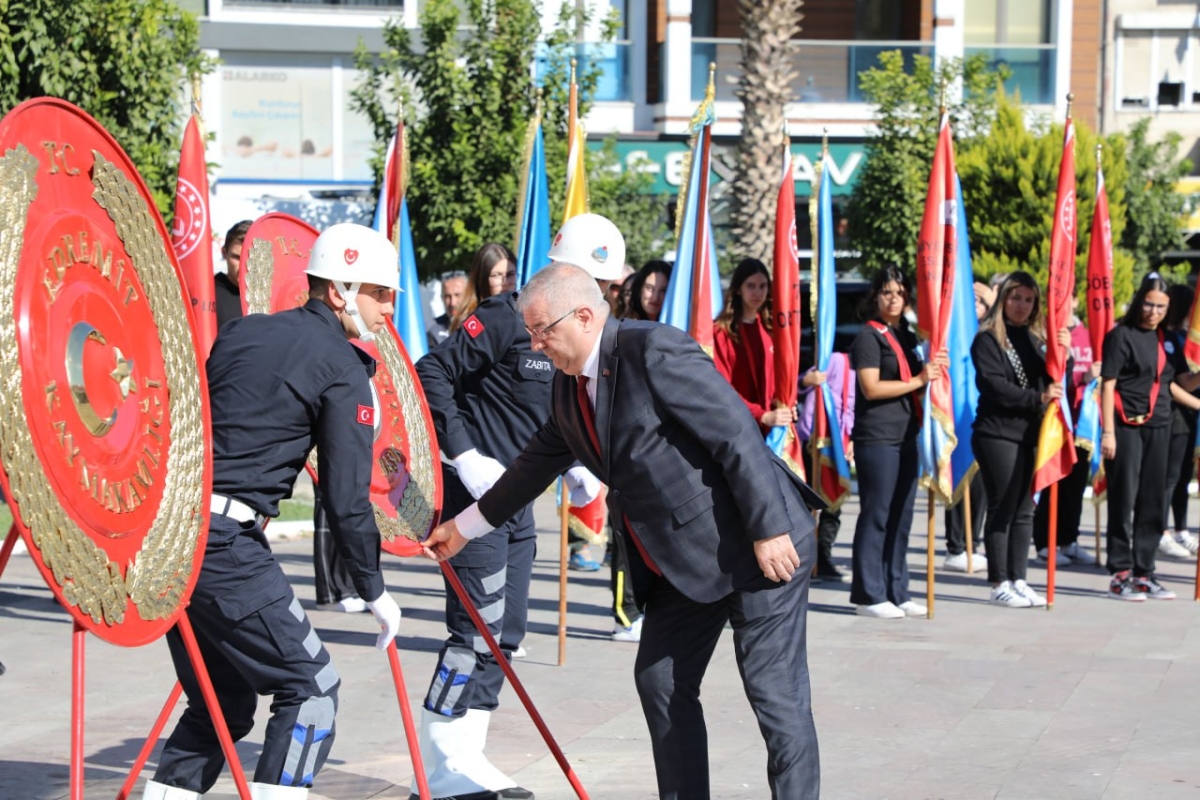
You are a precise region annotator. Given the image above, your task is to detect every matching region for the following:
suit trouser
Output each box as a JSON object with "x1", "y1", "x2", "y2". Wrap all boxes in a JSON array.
[
  {"x1": 1164, "y1": 422, "x2": 1195, "y2": 532},
  {"x1": 850, "y1": 440, "x2": 917, "y2": 606},
  {"x1": 1106, "y1": 422, "x2": 1170, "y2": 576},
  {"x1": 312, "y1": 484, "x2": 357, "y2": 605},
  {"x1": 634, "y1": 539, "x2": 820, "y2": 800},
  {"x1": 1033, "y1": 446, "x2": 1090, "y2": 551},
  {"x1": 424, "y1": 467, "x2": 535, "y2": 716},
  {"x1": 944, "y1": 470, "x2": 986, "y2": 555},
  {"x1": 154, "y1": 517, "x2": 340, "y2": 791}
]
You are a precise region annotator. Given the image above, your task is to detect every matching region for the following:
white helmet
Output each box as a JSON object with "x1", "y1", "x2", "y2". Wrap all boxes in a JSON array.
[
  {"x1": 305, "y1": 223, "x2": 401, "y2": 290},
  {"x1": 306, "y1": 223, "x2": 399, "y2": 342},
  {"x1": 548, "y1": 213, "x2": 625, "y2": 281}
]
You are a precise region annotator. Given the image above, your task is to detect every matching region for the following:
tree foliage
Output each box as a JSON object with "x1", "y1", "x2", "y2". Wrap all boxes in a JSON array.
[
  {"x1": 849, "y1": 51, "x2": 1192, "y2": 308},
  {"x1": 846, "y1": 52, "x2": 1009, "y2": 276},
  {"x1": 351, "y1": 0, "x2": 666, "y2": 277},
  {"x1": 0, "y1": 0, "x2": 211, "y2": 217},
  {"x1": 1121, "y1": 117, "x2": 1193, "y2": 271}
]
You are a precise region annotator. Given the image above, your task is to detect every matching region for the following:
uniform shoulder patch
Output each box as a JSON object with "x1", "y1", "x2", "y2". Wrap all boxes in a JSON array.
[
  {"x1": 463, "y1": 314, "x2": 485, "y2": 338},
  {"x1": 357, "y1": 404, "x2": 375, "y2": 426}
]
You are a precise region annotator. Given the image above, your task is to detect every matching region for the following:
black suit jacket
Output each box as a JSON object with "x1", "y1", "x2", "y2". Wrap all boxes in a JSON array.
[{"x1": 478, "y1": 318, "x2": 822, "y2": 603}]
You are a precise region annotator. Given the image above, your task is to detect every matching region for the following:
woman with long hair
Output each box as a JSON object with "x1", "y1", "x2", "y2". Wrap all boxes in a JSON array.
[
  {"x1": 1157, "y1": 283, "x2": 1200, "y2": 559},
  {"x1": 712, "y1": 258, "x2": 796, "y2": 431},
  {"x1": 625, "y1": 260, "x2": 671, "y2": 321},
  {"x1": 450, "y1": 242, "x2": 516, "y2": 331},
  {"x1": 848, "y1": 265, "x2": 944, "y2": 619},
  {"x1": 971, "y1": 271, "x2": 1064, "y2": 608},
  {"x1": 1101, "y1": 273, "x2": 1200, "y2": 600}
]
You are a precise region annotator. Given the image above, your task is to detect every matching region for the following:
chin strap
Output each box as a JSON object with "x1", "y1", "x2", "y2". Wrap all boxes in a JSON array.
[{"x1": 334, "y1": 280, "x2": 375, "y2": 342}]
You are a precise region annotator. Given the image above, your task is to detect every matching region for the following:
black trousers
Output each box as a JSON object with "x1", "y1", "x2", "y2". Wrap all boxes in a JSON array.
[
  {"x1": 609, "y1": 517, "x2": 643, "y2": 627},
  {"x1": 1033, "y1": 446, "x2": 1090, "y2": 551},
  {"x1": 850, "y1": 440, "x2": 917, "y2": 606},
  {"x1": 312, "y1": 484, "x2": 357, "y2": 605},
  {"x1": 424, "y1": 466, "x2": 535, "y2": 717},
  {"x1": 634, "y1": 534, "x2": 819, "y2": 800},
  {"x1": 1164, "y1": 424, "x2": 1195, "y2": 532},
  {"x1": 974, "y1": 434, "x2": 1036, "y2": 584},
  {"x1": 944, "y1": 470, "x2": 985, "y2": 556},
  {"x1": 800, "y1": 446, "x2": 843, "y2": 566},
  {"x1": 154, "y1": 516, "x2": 339, "y2": 791},
  {"x1": 1106, "y1": 423, "x2": 1170, "y2": 576}
]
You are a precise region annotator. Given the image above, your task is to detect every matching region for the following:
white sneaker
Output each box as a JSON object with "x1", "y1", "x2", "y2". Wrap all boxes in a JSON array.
[
  {"x1": 1172, "y1": 530, "x2": 1199, "y2": 556},
  {"x1": 1012, "y1": 580, "x2": 1047, "y2": 607},
  {"x1": 318, "y1": 596, "x2": 368, "y2": 613},
  {"x1": 897, "y1": 600, "x2": 927, "y2": 617},
  {"x1": 855, "y1": 601, "x2": 905, "y2": 619},
  {"x1": 612, "y1": 616, "x2": 642, "y2": 642},
  {"x1": 1036, "y1": 547, "x2": 1072, "y2": 566},
  {"x1": 1157, "y1": 532, "x2": 1192, "y2": 559},
  {"x1": 990, "y1": 581, "x2": 1032, "y2": 608},
  {"x1": 1061, "y1": 541, "x2": 1095, "y2": 564},
  {"x1": 942, "y1": 552, "x2": 969, "y2": 572}
]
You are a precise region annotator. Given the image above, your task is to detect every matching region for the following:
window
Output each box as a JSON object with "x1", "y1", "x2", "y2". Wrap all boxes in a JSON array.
[{"x1": 1117, "y1": 27, "x2": 1198, "y2": 112}]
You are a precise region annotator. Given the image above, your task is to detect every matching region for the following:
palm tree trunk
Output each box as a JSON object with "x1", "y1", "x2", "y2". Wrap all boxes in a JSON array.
[{"x1": 731, "y1": 0, "x2": 804, "y2": 265}]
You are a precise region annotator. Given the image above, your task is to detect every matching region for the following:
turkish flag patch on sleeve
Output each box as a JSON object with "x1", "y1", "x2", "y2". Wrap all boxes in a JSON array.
[
  {"x1": 463, "y1": 315, "x2": 485, "y2": 338},
  {"x1": 357, "y1": 405, "x2": 375, "y2": 426}
]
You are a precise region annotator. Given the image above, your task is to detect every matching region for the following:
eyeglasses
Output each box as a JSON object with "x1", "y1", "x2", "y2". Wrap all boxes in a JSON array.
[{"x1": 525, "y1": 307, "x2": 578, "y2": 340}]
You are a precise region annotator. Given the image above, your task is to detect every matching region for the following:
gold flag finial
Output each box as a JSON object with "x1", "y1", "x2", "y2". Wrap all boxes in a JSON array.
[
  {"x1": 938, "y1": 80, "x2": 947, "y2": 115},
  {"x1": 1066, "y1": 92, "x2": 1074, "y2": 120},
  {"x1": 1096, "y1": 142, "x2": 1103, "y2": 169},
  {"x1": 821, "y1": 126, "x2": 829, "y2": 155},
  {"x1": 569, "y1": 59, "x2": 577, "y2": 84}
]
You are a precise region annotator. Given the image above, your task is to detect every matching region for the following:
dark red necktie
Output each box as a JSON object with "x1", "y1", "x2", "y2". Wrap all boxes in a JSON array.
[{"x1": 576, "y1": 375, "x2": 661, "y2": 575}]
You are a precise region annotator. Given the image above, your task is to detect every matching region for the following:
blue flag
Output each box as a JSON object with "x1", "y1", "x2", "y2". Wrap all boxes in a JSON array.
[
  {"x1": 808, "y1": 152, "x2": 851, "y2": 508},
  {"x1": 943, "y1": 176, "x2": 979, "y2": 503},
  {"x1": 516, "y1": 120, "x2": 551, "y2": 288},
  {"x1": 373, "y1": 195, "x2": 427, "y2": 360},
  {"x1": 661, "y1": 99, "x2": 722, "y2": 339}
]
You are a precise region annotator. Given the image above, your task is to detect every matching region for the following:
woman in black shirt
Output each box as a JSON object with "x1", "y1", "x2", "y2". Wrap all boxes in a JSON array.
[
  {"x1": 849, "y1": 265, "x2": 945, "y2": 619},
  {"x1": 1101, "y1": 274, "x2": 1200, "y2": 600},
  {"x1": 971, "y1": 272, "x2": 1065, "y2": 608}
]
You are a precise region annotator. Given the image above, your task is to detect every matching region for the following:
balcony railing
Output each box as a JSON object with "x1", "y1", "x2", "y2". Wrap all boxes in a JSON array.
[
  {"x1": 690, "y1": 39, "x2": 934, "y2": 104},
  {"x1": 536, "y1": 42, "x2": 633, "y2": 103},
  {"x1": 964, "y1": 45, "x2": 1057, "y2": 105}
]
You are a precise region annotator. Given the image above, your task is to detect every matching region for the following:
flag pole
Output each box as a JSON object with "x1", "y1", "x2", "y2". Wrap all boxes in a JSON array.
[
  {"x1": 926, "y1": 87, "x2": 947, "y2": 622},
  {"x1": 927, "y1": 489, "x2": 936, "y2": 619},
  {"x1": 558, "y1": 488, "x2": 570, "y2": 665},
  {"x1": 1046, "y1": 92, "x2": 1074, "y2": 611},
  {"x1": 964, "y1": 488, "x2": 974, "y2": 574}
]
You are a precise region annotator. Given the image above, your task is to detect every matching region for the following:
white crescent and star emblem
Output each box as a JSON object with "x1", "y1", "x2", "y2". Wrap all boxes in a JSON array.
[{"x1": 170, "y1": 178, "x2": 207, "y2": 259}]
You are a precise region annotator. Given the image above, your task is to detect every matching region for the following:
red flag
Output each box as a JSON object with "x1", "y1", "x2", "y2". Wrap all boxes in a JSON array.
[
  {"x1": 171, "y1": 114, "x2": 217, "y2": 358},
  {"x1": 1085, "y1": 161, "x2": 1114, "y2": 361},
  {"x1": 915, "y1": 114, "x2": 958, "y2": 501},
  {"x1": 384, "y1": 121, "x2": 406, "y2": 246},
  {"x1": 1033, "y1": 118, "x2": 1079, "y2": 493},
  {"x1": 771, "y1": 139, "x2": 804, "y2": 480}
]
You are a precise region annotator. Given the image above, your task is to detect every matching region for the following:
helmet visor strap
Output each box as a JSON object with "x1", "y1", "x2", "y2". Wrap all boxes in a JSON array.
[{"x1": 334, "y1": 280, "x2": 376, "y2": 342}]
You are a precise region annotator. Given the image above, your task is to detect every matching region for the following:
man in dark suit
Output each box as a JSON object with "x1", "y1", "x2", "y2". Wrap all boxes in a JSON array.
[{"x1": 424, "y1": 262, "x2": 822, "y2": 800}]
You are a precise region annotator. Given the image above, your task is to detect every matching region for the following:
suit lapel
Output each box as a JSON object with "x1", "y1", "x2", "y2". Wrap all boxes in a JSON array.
[{"x1": 595, "y1": 318, "x2": 620, "y2": 472}]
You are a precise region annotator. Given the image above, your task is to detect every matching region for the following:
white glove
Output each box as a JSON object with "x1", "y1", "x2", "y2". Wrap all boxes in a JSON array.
[
  {"x1": 366, "y1": 591, "x2": 402, "y2": 651},
  {"x1": 564, "y1": 466, "x2": 601, "y2": 507},
  {"x1": 453, "y1": 449, "x2": 507, "y2": 499}
]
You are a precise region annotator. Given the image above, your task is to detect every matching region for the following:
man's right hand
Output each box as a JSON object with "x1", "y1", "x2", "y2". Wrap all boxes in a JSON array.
[
  {"x1": 423, "y1": 519, "x2": 469, "y2": 562},
  {"x1": 452, "y1": 449, "x2": 506, "y2": 499},
  {"x1": 366, "y1": 591, "x2": 402, "y2": 651}
]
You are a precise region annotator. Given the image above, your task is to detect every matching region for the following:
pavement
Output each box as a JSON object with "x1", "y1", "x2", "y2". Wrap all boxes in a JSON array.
[{"x1": 2, "y1": 489, "x2": 1200, "y2": 799}]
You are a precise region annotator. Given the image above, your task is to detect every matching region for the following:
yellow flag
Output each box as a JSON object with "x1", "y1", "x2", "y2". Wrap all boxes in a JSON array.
[{"x1": 563, "y1": 119, "x2": 588, "y2": 224}]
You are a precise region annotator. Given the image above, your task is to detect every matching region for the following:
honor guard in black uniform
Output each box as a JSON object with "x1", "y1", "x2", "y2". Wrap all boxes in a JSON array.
[
  {"x1": 412, "y1": 222, "x2": 622, "y2": 800},
  {"x1": 144, "y1": 223, "x2": 405, "y2": 800}
]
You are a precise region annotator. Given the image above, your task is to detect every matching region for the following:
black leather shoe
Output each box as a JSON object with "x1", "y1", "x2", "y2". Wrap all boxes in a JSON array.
[{"x1": 408, "y1": 789, "x2": 534, "y2": 800}]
